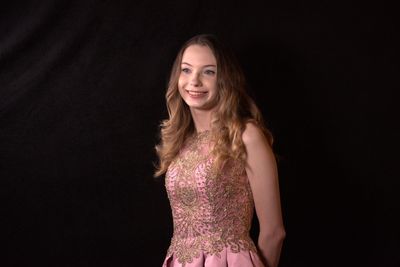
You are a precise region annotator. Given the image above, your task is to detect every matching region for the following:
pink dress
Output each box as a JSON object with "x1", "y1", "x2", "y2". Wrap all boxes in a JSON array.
[{"x1": 162, "y1": 131, "x2": 266, "y2": 267}]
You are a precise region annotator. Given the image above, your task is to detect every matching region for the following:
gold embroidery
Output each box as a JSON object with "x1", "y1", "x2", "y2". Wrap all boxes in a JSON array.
[{"x1": 165, "y1": 131, "x2": 257, "y2": 266}]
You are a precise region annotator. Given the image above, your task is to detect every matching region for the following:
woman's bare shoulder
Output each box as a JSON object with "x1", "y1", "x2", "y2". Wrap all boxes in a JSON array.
[{"x1": 242, "y1": 121, "x2": 267, "y2": 147}]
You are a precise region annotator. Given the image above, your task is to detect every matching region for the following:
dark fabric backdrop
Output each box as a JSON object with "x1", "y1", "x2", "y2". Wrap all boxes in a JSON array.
[{"x1": 1, "y1": 0, "x2": 398, "y2": 266}]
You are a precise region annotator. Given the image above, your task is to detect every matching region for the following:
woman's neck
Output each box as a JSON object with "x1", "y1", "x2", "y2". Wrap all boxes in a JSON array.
[{"x1": 190, "y1": 108, "x2": 213, "y2": 133}]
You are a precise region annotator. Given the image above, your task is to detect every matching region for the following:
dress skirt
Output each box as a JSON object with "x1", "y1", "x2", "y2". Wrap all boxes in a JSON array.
[{"x1": 162, "y1": 247, "x2": 266, "y2": 267}]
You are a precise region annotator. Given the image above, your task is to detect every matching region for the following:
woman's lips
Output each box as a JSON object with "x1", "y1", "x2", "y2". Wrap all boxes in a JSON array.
[{"x1": 186, "y1": 90, "x2": 208, "y2": 97}]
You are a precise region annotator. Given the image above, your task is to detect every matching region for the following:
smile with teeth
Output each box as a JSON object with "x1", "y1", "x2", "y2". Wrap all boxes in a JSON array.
[{"x1": 186, "y1": 90, "x2": 208, "y2": 96}]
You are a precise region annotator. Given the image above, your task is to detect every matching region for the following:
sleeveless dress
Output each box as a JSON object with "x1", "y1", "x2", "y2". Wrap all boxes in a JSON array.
[{"x1": 162, "y1": 130, "x2": 265, "y2": 267}]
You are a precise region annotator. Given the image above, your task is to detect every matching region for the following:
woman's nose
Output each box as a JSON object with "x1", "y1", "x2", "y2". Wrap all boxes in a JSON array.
[{"x1": 189, "y1": 73, "x2": 201, "y2": 86}]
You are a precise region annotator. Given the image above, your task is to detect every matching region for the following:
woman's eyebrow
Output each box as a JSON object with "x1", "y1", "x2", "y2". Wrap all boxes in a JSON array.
[{"x1": 181, "y1": 62, "x2": 216, "y2": 67}]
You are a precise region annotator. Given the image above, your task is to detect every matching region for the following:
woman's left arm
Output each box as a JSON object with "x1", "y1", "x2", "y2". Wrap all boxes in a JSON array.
[{"x1": 242, "y1": 123, "x2": 286, "y2": 267}]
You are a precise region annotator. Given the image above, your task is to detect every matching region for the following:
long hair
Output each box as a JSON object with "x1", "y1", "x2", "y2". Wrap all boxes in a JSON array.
[{"x1": 154, "y1": 34, "x2": 273, "y2": 177}]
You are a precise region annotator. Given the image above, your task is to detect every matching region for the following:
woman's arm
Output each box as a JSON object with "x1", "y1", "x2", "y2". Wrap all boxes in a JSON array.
[{"x1": 242, "y1": 122, "x2": 286, "y2": 267}]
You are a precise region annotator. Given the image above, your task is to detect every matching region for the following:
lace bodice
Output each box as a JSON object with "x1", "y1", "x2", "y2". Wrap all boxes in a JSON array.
[{"x1": 165, "y1": 131, "x2": 258, "y2": 266}]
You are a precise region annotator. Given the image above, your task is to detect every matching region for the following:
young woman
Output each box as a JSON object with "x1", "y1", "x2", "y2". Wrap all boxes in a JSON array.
[{"x1": 155, "y1": 34, "x2": 285, "y2": 267}]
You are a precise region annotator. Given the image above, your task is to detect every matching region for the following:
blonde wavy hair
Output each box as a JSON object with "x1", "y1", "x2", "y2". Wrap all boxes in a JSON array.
[{"x1": 154, "y1": 34, "x2": 273, "y2": 177}]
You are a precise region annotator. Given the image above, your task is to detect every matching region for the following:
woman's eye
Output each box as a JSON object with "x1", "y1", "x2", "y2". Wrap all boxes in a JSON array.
[
  {"x1": 181, "y1": 68, "x2": 191, "y2": 73},
  {"x1": 204, "y1": 70, "x2": 216, "y2": 75}
]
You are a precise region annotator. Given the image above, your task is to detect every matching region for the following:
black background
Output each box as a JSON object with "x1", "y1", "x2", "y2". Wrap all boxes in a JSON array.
[{"x1": 1, "y1": 1, "x2": 398, "y2": 266}]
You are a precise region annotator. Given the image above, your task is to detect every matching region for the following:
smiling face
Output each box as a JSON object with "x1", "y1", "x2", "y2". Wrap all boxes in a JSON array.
[{"x1": 178, "y1": 45, "x2": 219, "y2": 112}]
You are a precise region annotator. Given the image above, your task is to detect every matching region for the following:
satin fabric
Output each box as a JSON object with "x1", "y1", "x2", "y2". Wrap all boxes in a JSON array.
[{"x1": 162, "y1": 247, "x2": 265, "y2": 267}]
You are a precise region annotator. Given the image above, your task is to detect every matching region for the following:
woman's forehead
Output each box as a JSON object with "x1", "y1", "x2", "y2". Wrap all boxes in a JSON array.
[{"x1": 181, "y1": 45, "x2": 217, "y2": 66}]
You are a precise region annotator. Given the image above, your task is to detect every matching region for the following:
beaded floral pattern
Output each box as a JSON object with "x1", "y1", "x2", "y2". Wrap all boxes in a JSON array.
[{"x1": 165, "y1": 131, "x2": 258, "y2": 266}]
